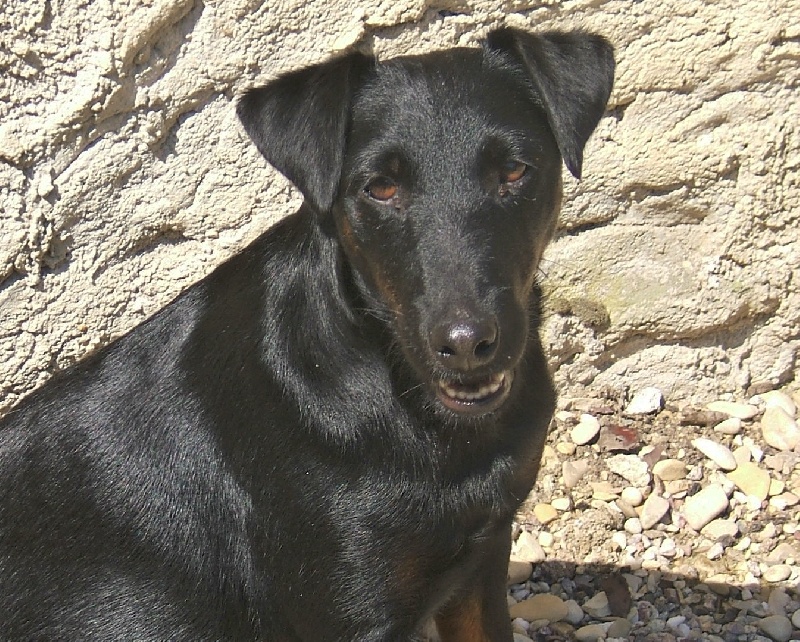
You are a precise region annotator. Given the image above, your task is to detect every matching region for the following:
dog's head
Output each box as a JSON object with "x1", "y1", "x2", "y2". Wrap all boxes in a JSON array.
[{"x1": 238, "y1": 28, "x2": 614, "y2": 419}]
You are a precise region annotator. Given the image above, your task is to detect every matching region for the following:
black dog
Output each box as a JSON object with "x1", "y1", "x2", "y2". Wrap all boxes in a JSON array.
[{"x1": 0, "y1": 27, "x2": 613, "y2": 641}]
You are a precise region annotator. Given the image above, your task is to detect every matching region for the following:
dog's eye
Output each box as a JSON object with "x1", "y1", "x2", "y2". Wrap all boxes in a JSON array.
[
  {"x1": 500, "y1": 161, "x2": 528, "y2": 184},
  {"x1": 364, "y1": 178, "x2": 398, "y2": 202}
]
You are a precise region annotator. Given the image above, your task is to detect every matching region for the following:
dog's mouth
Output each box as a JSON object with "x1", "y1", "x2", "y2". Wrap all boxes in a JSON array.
[{"x1": 435, "y1": 370, "x2": 513, "y2": 416}]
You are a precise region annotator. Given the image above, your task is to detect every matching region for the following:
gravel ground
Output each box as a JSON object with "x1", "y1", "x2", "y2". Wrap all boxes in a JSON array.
[{"x1": 502, "y1": 385, "x2": 800, "y2": 642}]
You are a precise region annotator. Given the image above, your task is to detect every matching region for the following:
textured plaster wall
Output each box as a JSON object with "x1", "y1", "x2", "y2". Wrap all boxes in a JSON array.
[{"x1": 1, "y1": 0, "x2": 798, "y2": 414}]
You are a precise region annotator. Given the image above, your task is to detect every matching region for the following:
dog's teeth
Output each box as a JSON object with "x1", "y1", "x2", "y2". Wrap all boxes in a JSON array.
[{"x1": 440, "y1": 372, "x2": 505, "y2": 402}]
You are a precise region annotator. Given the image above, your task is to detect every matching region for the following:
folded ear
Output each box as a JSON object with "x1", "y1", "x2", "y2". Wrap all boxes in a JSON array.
[
  {"x1": 237, "y1": 53, "x2": 373, "y2": 213},
  {"x1": 485, "y1": 28, "x2": 615, "y2": 179}
]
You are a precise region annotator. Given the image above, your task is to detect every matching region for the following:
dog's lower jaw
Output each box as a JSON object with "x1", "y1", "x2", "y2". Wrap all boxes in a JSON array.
[{"x1": 435, "y1": 370, "x2": 514, "y2": 417}]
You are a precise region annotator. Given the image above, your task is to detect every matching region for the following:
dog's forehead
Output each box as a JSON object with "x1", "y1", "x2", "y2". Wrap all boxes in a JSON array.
[
  {"x1": 354, "y1": 48, "x2": 529, "y2": 125},
  {"x1": 349, "y1": 47, "x2": 543, "y2": 159}
]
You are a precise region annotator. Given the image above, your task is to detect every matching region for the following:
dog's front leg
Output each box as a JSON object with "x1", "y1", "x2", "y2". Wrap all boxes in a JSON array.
[{"x1": 434, "y1": 537, "x2": 514, "y2": 642}]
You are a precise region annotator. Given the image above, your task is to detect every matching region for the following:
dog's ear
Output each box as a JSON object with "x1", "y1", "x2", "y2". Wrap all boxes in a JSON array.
[
  {"x1": 237, "y1": 53, "x2": 373, "y2": 213},
  {"x1": 485, "y1": 28, "x2": 615, "y2": 179}
]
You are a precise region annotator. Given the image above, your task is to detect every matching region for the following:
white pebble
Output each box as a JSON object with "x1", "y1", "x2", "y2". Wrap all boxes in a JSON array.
[
  {"x1": 612, "y1": 532, "x2": 628, "y2": 550},
  {"x1": 760, "y1": 390, "x2": 797, "y2": 417},
  {"x1": 682, "y1": 484, "x2": 730, "y2": 531},
  {"x1": 624, "y1": 518, "x2": 643, "y2": 534},
  {"x1": 761, "y1": 406, "x2": 800, "y2": 451},
  {"x1": 624, "y1": 387, "x2": 664, "y2": 415},
  {"x1": 762, "y1": 565, "x2": 792, "y2": 583},
  {"x1": 621, "y1": 486, "x2": 644, "y2": 506},
  {"x1": 551, "y1": 497, "x2": 572, "y2": 512},
  {"x1": 714, "y1": 416, "x2": 743, "y2": 435},
  {"x1": 607, "y1": 454, "x2": 651, "y2": 487},
  {"x1": 571, "y1": 414, "x2": 601, "y2": 445},
  {"x1": 639, "y1": 493, "x2": 671, "y2": 530},
  {"x1": 692, "y1": 437, "x2": 738, "y2": 471},
  {"x1": 706, "y1": 400, "x2": 759, "y2": 419},
  {"x1": 582, "y1": 591, "x2": 611, "y2": 618}
]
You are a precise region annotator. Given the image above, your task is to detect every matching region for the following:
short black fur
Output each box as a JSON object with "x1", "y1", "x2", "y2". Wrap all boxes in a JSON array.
[{"x1": 0, "y1": 28, "x2": 613, "y2": 641}]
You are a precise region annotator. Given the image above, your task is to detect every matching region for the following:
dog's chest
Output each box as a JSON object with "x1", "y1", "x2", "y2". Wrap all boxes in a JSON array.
[{"x1": 346, "y1": 467, "x2": 512, "y2": 591}]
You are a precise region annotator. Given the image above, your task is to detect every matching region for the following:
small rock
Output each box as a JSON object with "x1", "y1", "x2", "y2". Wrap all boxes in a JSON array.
[
  {"x1": 760, "y1": 390, "x2": 797, "y2": 417},
  {"x1": 624, "y1": 517, "x2": 643, "y2": 534},
  {"x1": 659, "y1": 537, "x2": 677, "y2": 557},
  {"x1": 564, "y1": 599, "x2": 585, "y2": 625},
  {"x1": 606, "y1": 618, "x2": 632, "y2": 638},
  {"x1": 765, "y1": 452, "x2": 800, "y2": 474},
  {"x1": 758, "y1": 614, "x2": 793, "y2": 642},
  {"x1": 714, "y1": 416, "x2": 743, "y2": 435},
  {"x1": 768, "y1": 478, "x2": 785, "y2": 496},
  {"x1": 575, "y1": 623, "x2": 609, "y2": 641},
  {"x1": 701, "y1": 518, "x2": 738, "y2": 542},
  {"x1": 591, "y1": 481, "x2": 619, "y2": 501},
  {"x1": 509, "y1": 593, "x2": 569, "y2": 622},
  {"x1": 597, "y1": 424, "x2": 640, "y2": 452},
  {"x1": 624, "y1": 387, "x2": 664, "y2": 415},
  {"x1": 611, "y1": 532, "x2": 627, "y2": 550},
  {"x1": 762, "y1": 565, "x2": 792, "y2": 583},
  {"x1": 732, "y1": 445, "x2": 752, "y2": 467},
  {"x1": 515, "y1": 531, "x2": 546, "y2": 563},
  {"x1": 727, "y1": 462, "x2": 771, "y2": 501},
  {"x1": 663, "y1": 479, "x2": 690, "y2": 497},
  {"x1": 551, "y1": 497, "x2": 572, "y2": 512},
  {"x1": 620, "y1": 486, "x2": 644, "y2": 506},
  {"x1": 767, "y1": 587, "x2": 791, "y2": 616},
  {"x1": 571, "y1": 414, "x2": 601, "y2": 445},
  {"x1": 639, "y1": 493, "x2": 670, "y2": 529},
  {"x1": 533, "y1": 503, "x2": 559, "y2": 525},
  {"x1": 769, "y1": 492, "x2": 799, "y2": 510},
  {"x1": 538, "y1": 531, "x2": 555, "y2": 548},
  {"x1": 563, "y1": 397, "x2": 615, "y2": 414},
  {"x1": 556, "y1": 441, "x2": 577, "y2": 455},
  {"x1": 607, "y1": 454, "x2": 651, "y2": 487},
  {"x1": 706, "y1": 400, "x2": 760, "y2": 420},
  {"x1": 761, "y1": 406, "x2": 800, "y2": 451},
  {"x1": 563, "y1": 460, "x2": 590, "y2": 489},
  {"x1": 582, "y1": 591, "x2": 611, "y2": 618},
  {"x1": 691, "y1": 437, "x2": 737, "y2": 471},
  {"x1": 652, "y1": 458, "x2": 687, "y2": 481},
  {"x1": 639, "y1": 444, "x2": 663, "y2": 469},
  {"x1": 508, "y1": 559, "x2": 533, "y2": 585},
  {"x1": 792, "y1": 609, "x2": 800, "y2": 629},
  {"x1": 686, "y1": 463, "x2": 704, "y2": 481},
  {"x1": 682, "y1": 484, "x2": 729, "y2": 531},
  {"x1": 615, "y1": 499, "x2": 638, "y2": 518},
  {"x1": 743, "y1": 436, "x2": 765, "y2": 462},
  {"x1": 767, "y1": 542, "x2": 799, "y2": 564},
  {"x1": 680, "y1": 408, "x2": 728, "y2": 426}
]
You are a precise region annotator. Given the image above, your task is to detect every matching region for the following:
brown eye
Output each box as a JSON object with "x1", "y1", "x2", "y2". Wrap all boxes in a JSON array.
[
  {"x1": 364, "y1": 178, "x2": 398, "y2": 202},
  {"x1": 501, "y1": 161, "x2": 527, "y2": 184}
]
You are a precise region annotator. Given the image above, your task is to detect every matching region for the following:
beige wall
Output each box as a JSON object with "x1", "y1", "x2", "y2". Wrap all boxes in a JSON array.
[{"x1": 1, "y1": 0, "x2": 798, "y2": 413}]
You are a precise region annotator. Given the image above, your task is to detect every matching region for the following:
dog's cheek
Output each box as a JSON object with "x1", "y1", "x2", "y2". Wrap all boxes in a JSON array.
[{"x1": 336, "y1": 210, "x2": 408, "y2": 322}]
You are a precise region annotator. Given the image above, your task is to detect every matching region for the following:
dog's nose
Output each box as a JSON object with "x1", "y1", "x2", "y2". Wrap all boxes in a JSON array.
[{"x1": 430, "y1": 317, "x2": 499, "y2": 370}]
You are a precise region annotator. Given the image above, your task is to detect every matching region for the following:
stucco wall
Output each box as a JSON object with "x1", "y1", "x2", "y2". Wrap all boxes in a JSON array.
[{"x1": 1, "y1": 0, "x2": 798, "y2": 414}]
